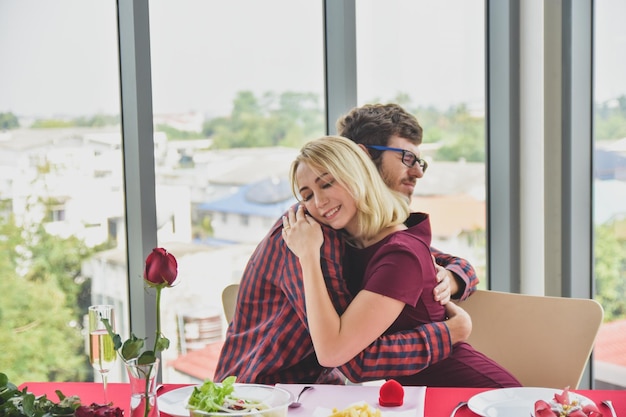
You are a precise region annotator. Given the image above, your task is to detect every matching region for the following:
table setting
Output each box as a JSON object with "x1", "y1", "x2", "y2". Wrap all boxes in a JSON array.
[
  {"x1": 8, "y1": 379, "x2": 626, "y2": 417},
  {"x1": 275, "y1": 383, "x2": 426, "y2": 417},
  {"x1": 271, "y1": 384, "x2": 624, "y2": 417}
]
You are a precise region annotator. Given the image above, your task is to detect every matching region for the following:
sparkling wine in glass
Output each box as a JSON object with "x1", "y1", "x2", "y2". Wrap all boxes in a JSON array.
[{"x1": 88, "y1": 305, "x2": 117, "y2": 404}]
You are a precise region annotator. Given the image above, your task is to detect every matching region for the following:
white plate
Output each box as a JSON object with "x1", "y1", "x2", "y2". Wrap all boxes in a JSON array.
[
  {"x1": 158, "y1": 385, "x2": 196, "y2": 417},
  {"x1": 157, "y1": 384, "x2": 292, "y2": 417},
  {"x1": 467, "y1": 387, "x2": 594, "y2": 417}
]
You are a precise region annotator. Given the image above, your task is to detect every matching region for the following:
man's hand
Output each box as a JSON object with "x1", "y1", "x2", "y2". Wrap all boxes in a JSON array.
[
  {"x1": 432, "y1": 257, "x2": 460, "y2": 305},
  {"x1": 444, "y1": 302, "x2": 472, "y2": 345},
  {"x1": 433, "y1": 265, "x2": 452, "y2": 305}
]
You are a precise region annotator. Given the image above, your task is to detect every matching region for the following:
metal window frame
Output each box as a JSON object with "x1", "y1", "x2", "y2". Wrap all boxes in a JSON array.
[{"x1": 117, "y1": 0, "x2": 595, "y2": 386}]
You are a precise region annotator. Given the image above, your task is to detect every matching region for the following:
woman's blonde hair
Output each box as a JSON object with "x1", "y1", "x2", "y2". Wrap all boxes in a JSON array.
[{"x1": 289, "y1": 135, "x2": 409, "y2": 241}]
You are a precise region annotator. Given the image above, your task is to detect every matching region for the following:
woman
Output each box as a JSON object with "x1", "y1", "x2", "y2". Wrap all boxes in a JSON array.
[{"x1": 282, "y1": 135, "x2": 520, "y2": 387}]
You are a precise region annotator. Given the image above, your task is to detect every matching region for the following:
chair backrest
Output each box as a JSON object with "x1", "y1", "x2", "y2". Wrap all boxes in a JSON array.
[
  {"x1": 456, "y1": 289, "x2": 604, "y2": 389},
  {"x1": 221, "y1": 283, "x2": 240, "y2": 323}
]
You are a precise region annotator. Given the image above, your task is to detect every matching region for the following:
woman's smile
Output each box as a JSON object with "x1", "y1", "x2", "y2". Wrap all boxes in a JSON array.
[{"x1": 322, "y1": 206, "x2": 341, "y2": 220}]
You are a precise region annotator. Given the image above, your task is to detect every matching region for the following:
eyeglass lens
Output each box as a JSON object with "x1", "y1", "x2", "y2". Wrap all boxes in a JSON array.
[{"x1": 402, "y1": 151, "x2": 427, "y2": 171}]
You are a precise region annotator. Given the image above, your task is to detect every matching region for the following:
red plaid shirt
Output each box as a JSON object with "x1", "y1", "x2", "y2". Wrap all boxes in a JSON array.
[{"x1": 214, "y1": 210, "x2": 478, "y2": 384}]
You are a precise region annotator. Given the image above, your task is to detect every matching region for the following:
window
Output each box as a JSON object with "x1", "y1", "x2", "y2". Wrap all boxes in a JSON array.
[
  {"x1": 592, "y1": 0, "x2": 626, "y2": 390},
  {"x1": 356, "y1": 0, "x2": 487, "y2": 280},
  {"x1": 2, "y1": 1, "x2": 614, "y2": 390},
  {"x1": 0, "y1": 0, "x2": 126, "y2": 383},
  {"x1": 148, "y1": 0, "x2": 324, "y2": 382}
]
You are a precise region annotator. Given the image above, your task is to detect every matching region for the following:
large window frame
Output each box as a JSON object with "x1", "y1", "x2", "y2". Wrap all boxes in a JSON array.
[{"x1": 118, "y1": 0, "x2": 595, "y2": 387}]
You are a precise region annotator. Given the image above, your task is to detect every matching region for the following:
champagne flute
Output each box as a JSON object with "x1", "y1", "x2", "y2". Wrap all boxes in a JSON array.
[{"x1": 88, "y1": 305, "x2": 117, "y2": 404}]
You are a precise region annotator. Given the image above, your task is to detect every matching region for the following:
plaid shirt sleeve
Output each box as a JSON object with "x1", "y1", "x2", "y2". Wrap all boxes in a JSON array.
[
  {"x1": 430, "y1": 246, "x2": 479, "y2": 301},
  {"x1": 338, "y1": 322, "x2": 452, "y2": 383}
]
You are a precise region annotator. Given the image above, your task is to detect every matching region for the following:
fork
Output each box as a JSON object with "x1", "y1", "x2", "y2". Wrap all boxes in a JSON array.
[
  {"x1": 449, "y1": 401, "x2": 467, "y2": 417},
  {"x1": 602, "y1": 400, "x2": 617, "y2": 417}
]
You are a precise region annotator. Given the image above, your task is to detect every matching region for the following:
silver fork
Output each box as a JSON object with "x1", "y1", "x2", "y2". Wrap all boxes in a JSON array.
[
  {"x1": 602, "y1": 400, "x2": 617, "y2": 417},
  {"x1": 449, "y1": 401, "x2": 467, "y2": 417}
]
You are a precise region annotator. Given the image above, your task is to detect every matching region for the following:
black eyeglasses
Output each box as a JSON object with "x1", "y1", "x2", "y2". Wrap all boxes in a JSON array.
[{"x1": 366, "y1": 145, "x2": 428, "y2": 172}]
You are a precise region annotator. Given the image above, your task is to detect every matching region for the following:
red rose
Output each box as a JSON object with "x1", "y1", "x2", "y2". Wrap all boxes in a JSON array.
[
  {"x1": 75, "y1": 403, "x2": 123, "y2": 417},
  {"x1": 144, "y1": 247, "x2": 178, "y2": 287}
]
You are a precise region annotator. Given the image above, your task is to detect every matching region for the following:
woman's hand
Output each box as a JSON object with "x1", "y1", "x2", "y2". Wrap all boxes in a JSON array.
[{"x1": 282, "y1": 205, "x2": 323, "y2": 260}]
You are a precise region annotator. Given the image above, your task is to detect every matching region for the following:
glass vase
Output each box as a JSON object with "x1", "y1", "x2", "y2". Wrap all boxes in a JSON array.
[{"x1": 125, "y1": 358, "x2": 160, "y2": 417}]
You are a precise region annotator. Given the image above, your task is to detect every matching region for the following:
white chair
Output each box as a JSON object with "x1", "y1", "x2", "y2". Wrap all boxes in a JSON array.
[
  {"x1": 456, "y1": 289, "x2": 604, "y2": 389},
  {"x1": 221, "y1": 283, "x2": 240, "y2": 323}
]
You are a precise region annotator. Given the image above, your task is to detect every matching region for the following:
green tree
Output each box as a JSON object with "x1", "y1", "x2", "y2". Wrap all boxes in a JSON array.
[
  {"x1": 156, "y1": 124, "x2": 205, "y2": 141},
  {"x1": 0, "y1": 112, "x2": 19, "y2": 130},
  {"x1": 408, "y1": 103, "x2": 486, "y2": 162},
  {"x1": 594, "y1": 221, "x2": 626, "y2": 321},
  {"x1": 74, "y1": 114, "x2": 120, "y2": 128},
  {"x1": 31, "y1": 119, "x2": 74, "y2": 128},
  {"x1": 0, "y1": 215, "x2": 91, "y2": 382},
  {"x1": 203, "y1": 90, "x2": 324, "y2": 149},
  {"x1": 24, "y1": 114, "x2": 121, "y2": 129},
  {"x1": 595, "y1": 94, "x2": 626, "y2": 140},
  {"x1": 27, "y1": 223, "x2": 93, "y2": 317}
]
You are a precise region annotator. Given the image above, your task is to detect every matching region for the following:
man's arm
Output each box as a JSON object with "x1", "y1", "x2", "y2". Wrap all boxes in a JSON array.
[
  {"x1": 337, "y1": 302, "x2": 471, "y2": 383},
  {"x1": 314, "y1": 226, "x2": 471, "y2": 383},
  {"x1": 430, "y1": 246, "x2": 478, "y2": 300}
]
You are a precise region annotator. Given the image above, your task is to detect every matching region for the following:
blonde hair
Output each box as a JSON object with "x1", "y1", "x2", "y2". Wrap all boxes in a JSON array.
[{"x1": 289, "y1": 135, "x2": 409, "y2": 241}]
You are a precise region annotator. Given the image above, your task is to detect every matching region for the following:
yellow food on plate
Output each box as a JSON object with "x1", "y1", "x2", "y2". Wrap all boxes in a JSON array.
[{"x1": 329, "y1": 403, "x2": 382, "y2": 417}]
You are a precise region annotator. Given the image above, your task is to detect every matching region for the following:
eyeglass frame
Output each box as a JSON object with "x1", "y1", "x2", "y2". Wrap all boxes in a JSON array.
[{"x1": 365, "y1": 145, "x2": 428, "y2": 172}]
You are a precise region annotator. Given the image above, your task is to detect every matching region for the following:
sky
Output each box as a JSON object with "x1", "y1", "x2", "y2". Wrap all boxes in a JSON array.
[{"x1": 0, "y1": 0, "x2": 625, "y2": 118}]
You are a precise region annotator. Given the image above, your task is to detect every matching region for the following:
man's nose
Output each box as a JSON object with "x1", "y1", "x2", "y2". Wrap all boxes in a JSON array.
[{"x1": 408, "y1": 164, "x2": 425, "y2": 178}]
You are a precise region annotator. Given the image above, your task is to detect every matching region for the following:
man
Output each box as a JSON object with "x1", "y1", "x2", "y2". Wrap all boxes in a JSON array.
[
  {"x1": 337, "y1": 103, "x2": 475, "y2": 300},
  {"x1": 214, "y1": 103, "x2": 477, "y2": 384}
]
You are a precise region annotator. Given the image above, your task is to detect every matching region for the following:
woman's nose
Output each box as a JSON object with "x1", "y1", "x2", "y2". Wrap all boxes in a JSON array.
[{"x1": 315, "y1": 193, "x2": 328, "y2": 207}]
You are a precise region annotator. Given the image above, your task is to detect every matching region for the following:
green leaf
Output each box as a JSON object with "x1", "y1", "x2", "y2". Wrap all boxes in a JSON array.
[
  {"x1": 101, "y1": 318, "x2": 123, "y2": 351},
  {"x1": 155, "y1": 336, "x2": 170, "y2": 353},
  {"x1": 121, "y1": 334, "x2": 145, "y2": 361},
  {"x1": 21, "y1": 393, "x2": 35, "y2": 417},
  {"x1": 137, "y1": 351, "x2": 157, "y2": 365}
]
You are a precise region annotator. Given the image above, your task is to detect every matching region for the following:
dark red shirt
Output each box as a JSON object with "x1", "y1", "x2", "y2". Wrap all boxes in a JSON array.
[{"x1": 344, "y1": 212, "x2": 446, "y2": 333}]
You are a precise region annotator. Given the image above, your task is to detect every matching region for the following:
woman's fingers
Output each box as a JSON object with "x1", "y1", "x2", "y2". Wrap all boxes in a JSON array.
[
  {"x1": 296, "y1": 204, "x2": 307, "y2": 221},
  {"x1": 284, "y1": 205, "x2": 313, "y2": 234},
  {"x1": 287, "y1": 206, "x2": 297, "y2": 224}
]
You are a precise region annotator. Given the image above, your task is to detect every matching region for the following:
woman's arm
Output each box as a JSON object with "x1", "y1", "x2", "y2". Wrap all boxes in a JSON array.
[{"x1": 283, "y1": 205, "x2": 406, "y2": 367}]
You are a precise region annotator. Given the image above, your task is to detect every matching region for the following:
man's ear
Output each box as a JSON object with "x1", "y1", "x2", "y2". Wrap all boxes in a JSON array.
[{"x1": 357, "y1": 143, "x2": 370, "y2": 156}]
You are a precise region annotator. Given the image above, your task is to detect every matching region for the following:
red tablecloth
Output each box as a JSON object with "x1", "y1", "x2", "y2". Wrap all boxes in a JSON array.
[{"x1": 17, "y1": 382, "x2": 626, "y2": 417}]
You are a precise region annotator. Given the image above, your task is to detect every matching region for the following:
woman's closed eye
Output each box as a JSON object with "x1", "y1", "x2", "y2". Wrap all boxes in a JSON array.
[
  {"x1": 320, "y1": 179, "x2": 335, "y2": 189},
  {"x1": 298, "y1": 172, "x2": 337, "y2": 202}
]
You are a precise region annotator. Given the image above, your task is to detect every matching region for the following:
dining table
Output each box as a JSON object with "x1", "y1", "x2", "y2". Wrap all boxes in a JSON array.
[{"x1": 17, "y1": 381, "x2": 626, "y2": 417}]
